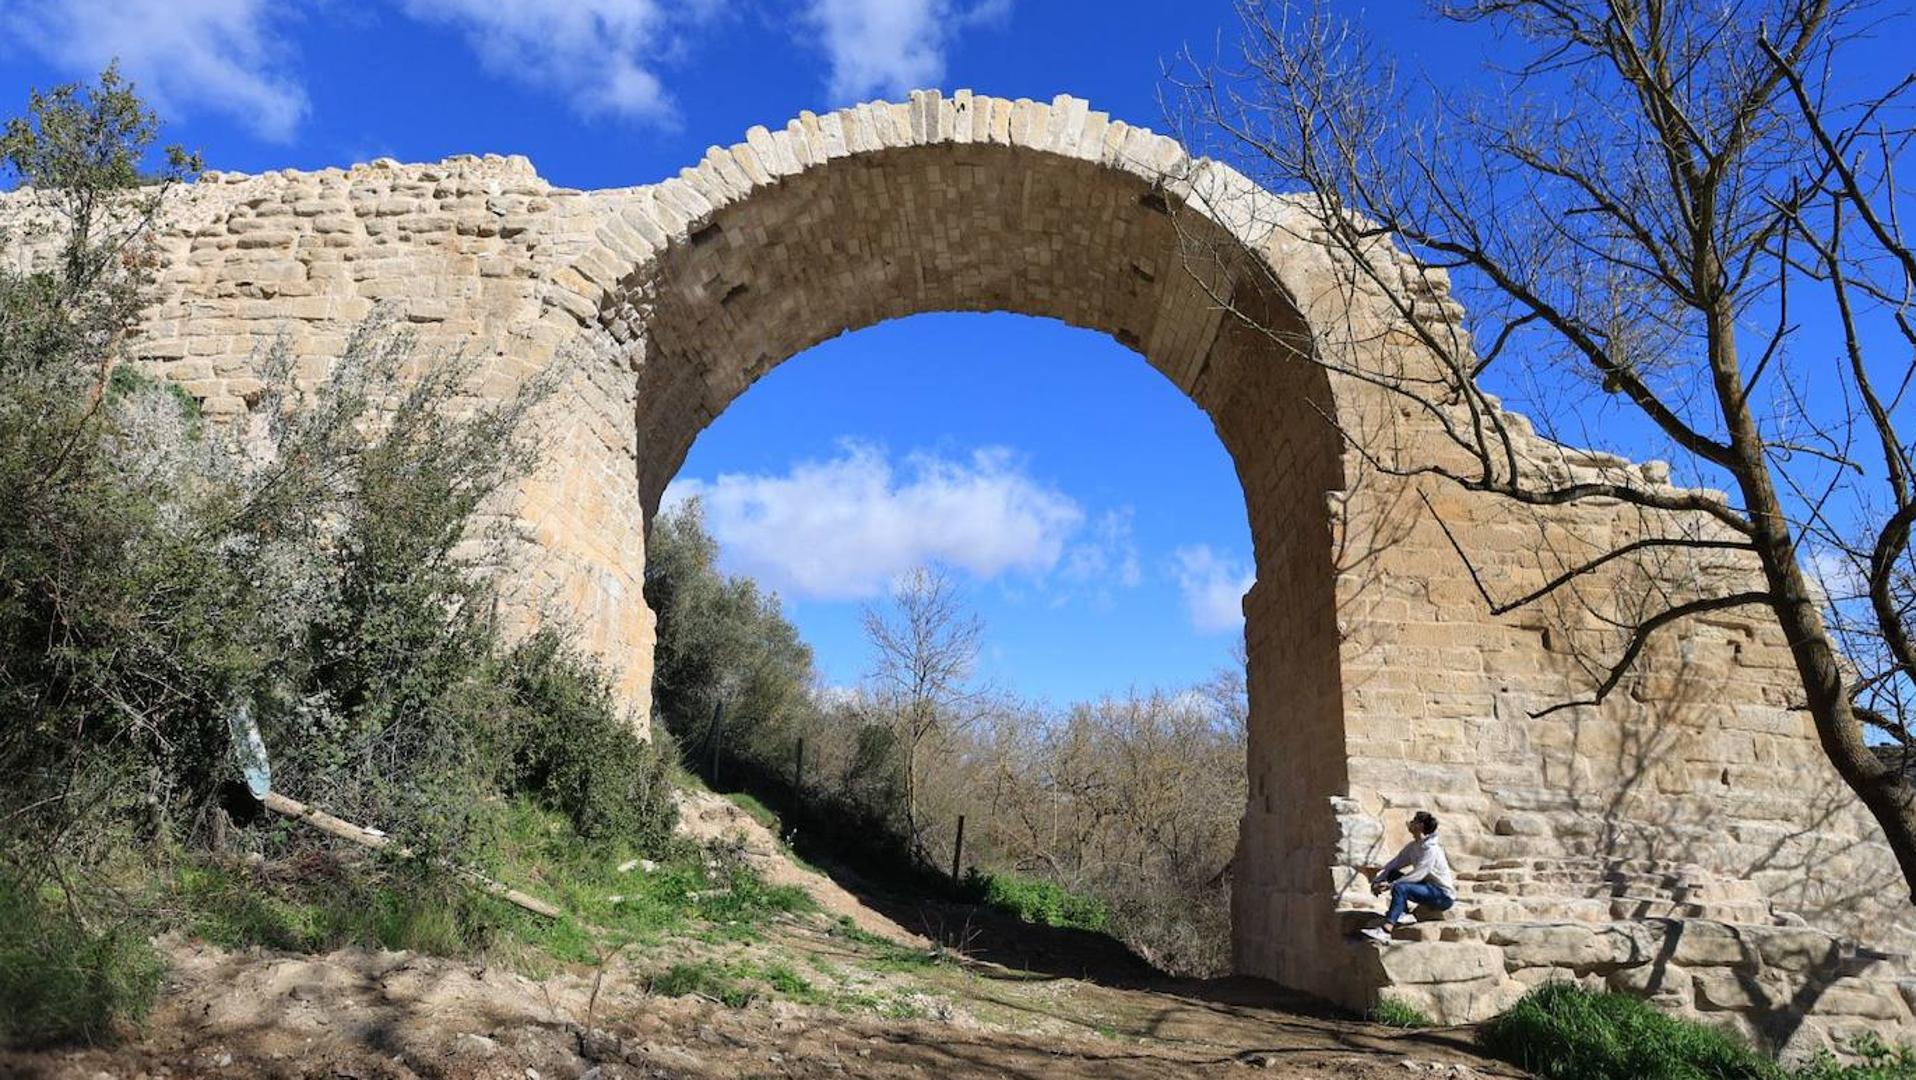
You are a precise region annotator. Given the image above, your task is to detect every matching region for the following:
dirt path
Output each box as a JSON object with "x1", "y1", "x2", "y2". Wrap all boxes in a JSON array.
[
  {"x1": 5, "y1": 934, "x2": 1521, "y2": 1079},
  {"x1": 672, "y1": 789, "x2": 926, "y2": 946},
  {"x1": 4, "y1": 800, "x2": 1524, "y2": 1079}
]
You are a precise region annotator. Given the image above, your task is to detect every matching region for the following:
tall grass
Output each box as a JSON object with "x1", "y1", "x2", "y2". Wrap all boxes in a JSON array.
[
  {"x1": 0, "y1": 880, "x2": 164, "y2": 1048},
  {"x1": 1480, "y1": 982, "x2": 1775, "y2": 1079},
  {"x1": 1479, "y1": 983, "x2": 1916, "y2": 1080}
]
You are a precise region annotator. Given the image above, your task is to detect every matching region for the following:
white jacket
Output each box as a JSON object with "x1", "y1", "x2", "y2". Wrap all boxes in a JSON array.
[{"x1": 1379, "y1": 834, "x2": 1456, "y2": 895}]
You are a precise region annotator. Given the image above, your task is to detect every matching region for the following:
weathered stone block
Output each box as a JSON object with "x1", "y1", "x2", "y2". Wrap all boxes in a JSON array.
[
  {"x1": 1672, "y1": 922, "x2": 1760, "y2": 969},
  {"x1": 1370, "y1": 942, "x2": 1505, "y2": 985}
]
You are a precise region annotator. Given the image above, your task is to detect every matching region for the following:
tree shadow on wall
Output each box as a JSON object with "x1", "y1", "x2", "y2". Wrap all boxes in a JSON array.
[{"x1": 1537, "y1": 584, "x2": 1905, "y2": 1055}]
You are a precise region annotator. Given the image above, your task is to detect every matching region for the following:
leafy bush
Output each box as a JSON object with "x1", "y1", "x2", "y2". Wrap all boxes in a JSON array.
[
  {"x1": 968, "y1": 870, "x2": 1110, "y2": 932},
  {"x1": 503, "y1": 631, "x2": 677, "y2": 848},
  {"x1": 1479, "y1": 982, "x2": 1775, "y2": 1080},
  {"x1": 0, "y1": 878, "x2": 164, "y2": 1048},
  {"x1": 0, "y1": 70, "x2": 685, "y2": 1044}
]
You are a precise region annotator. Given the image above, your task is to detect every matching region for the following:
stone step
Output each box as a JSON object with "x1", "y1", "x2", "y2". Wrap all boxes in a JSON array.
[
  {"x1": 1474, "y1": 856, "x2": 1712, "y2": 874},
  {"x1": 1457, "y1": 896, "x2": 1774, "y2": 926},
  {"x1": 1336, "y1": 905, "x2": 1459, "y2": 936},
  {"x1": 1466, "y1": 850, "x2": 1718, "y2": 878},
  {"x1": 1458, "y1": 867, "x2": 1764, "y2": 899},
  {"x1": 1365, "y1": 917, "x2": 1907, "y2": 978},
  {"x1": 1608, "y1": 896, "x2": 1776, "y2": 923},
  {"x1": 1462, "y1": 879, "x2": 1769, "y2": 911},
  {"x1": 1343, "y1": 913, "x2": 1914, "y2": 1038}
]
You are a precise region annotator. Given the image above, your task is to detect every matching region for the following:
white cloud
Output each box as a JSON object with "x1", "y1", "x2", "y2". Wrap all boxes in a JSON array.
[
  {"x1": 1055, "y1": 509, "x2": 1142, "y2": 608},
  {"x1": 399, "y1": 0, "x2": 714, "y2": 122},
  {"x1": 1171, "y1": 544, "x2": 1255, "y2": 634},
  {"x1": 4, "y1": 0, "x2": 308, "y2": 142},
  {"x1": 802, "y1": 0, "x2": 1008, "y2": 102},
  {"x1": 664, "y1": 441, "x2": 1082, "y2": 601}
]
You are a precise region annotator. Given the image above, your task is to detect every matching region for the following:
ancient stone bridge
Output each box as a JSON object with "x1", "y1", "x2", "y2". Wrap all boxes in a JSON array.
[{"x1": 5, "y1": 90, "x2": 1913, "y2": 1054}]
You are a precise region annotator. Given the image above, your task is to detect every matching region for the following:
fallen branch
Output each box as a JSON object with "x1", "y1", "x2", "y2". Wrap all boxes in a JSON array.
[{"x1": 261, "y1": 790, "x2": 562, "y2": 920}]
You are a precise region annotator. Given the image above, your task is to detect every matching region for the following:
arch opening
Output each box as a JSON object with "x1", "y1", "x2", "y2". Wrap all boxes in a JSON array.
[{"x1": 608, "y1": 134, "x2": 1358, "y2": 997}]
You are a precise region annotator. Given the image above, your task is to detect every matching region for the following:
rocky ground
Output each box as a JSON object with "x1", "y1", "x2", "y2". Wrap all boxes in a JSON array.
[{"x1": 2, "y1": 794, "x2": 1523, "y2": 1080}]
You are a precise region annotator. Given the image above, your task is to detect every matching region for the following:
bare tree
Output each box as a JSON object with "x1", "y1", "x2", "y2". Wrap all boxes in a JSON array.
[
  {"x1": 1172, "y1": 0, "x2": 1916, "y2": 897},
  {"x1": 861, "y1": 565, "x2": 986, "y2": 859}
]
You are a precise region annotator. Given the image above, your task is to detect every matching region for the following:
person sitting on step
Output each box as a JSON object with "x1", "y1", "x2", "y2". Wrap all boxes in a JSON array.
[{"x1": 1359, "y1": 810, "x2": 1455, "y2": 944}]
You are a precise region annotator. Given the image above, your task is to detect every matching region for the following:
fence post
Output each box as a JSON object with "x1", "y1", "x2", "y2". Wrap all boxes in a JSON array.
[{"x1": 951, "y1": 814, "x2": 966, "y2": 888}]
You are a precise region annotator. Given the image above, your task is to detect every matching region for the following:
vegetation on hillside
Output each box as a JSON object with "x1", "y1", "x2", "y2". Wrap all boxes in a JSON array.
[
  {"x1": 645, "y1": 497, "x2": 1245, "y2": 975},
  {"x1": 0, "y1": 70, "x2": 677, "y2": 1047}
]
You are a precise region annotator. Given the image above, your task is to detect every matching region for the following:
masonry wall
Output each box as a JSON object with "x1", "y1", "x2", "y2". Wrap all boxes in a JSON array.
[
  {"x1": 0, "y1": 156, "x2": 656, "y2": 721},
  {"x1": 1333, "y1": 465, "x2": 1913, "y2": 950}
]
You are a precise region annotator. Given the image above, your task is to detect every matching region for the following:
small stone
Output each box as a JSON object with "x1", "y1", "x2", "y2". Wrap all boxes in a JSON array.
[{"x1": 453, "y1": 1033, "x2": 499, "y2": 1057}]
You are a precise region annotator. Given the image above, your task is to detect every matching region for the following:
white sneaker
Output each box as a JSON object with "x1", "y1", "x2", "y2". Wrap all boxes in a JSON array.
[
  {"x1": 1396, "y1": 913, "x2": 1417, "y2": 926},
  {"x1": 1360, "y1": 926, "x2": 1392, "y2": 944}
]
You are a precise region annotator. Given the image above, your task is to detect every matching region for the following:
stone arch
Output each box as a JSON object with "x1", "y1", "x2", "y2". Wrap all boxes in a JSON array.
[
  {"x1": 523, "y1": 93, "x2": 1916, "y2": 1021},
  {"x1": 11, "y1": 89, "x2": 1913, "y2": 1035},
  {"x1": 536, "y1": 91, "x2": 1423, "y2": 1005}
]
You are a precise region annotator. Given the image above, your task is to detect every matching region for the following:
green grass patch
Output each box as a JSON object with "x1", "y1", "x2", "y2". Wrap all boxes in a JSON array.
[
  {"x1": 650, "y1": 960, "x2": 756, "y2": 1007},
  {"x1": 973, "y1": 872, "x2": 1109, "y2": 932},
  {"x1": 645, "y1": 957, "x2": 832, "y2": 1008},
  {"x1": 479, "y1": 800, "x2": 811, "y2": 951},
  {"x1": 725, "y1": 792, "x2": 780, "y2": 832},
  {"x1": 0, "y1": 878, "x2": 165, "y2": 1048},
  {"x1": 1479, "y1": 982, "x2": 1774, "y2": 1080},
  {"x1": 172, "y1": 858, "x2": 508, "y2": 957},
  {"x1": 828, "y1": 916, "x2": 943, "y2": 971},
  {"x1": 1480, "y1": 982, "x2": 1916, "y2": 1078},
  {"x1": 1369, "y1": 996, "x2": 1434, "y2": 1029},
  {"x1": 875, "y1": 994, "x2": 933, "y2": 1020},
  {"x1": 167, "y1": 800, "x2": 812, "y2": 974},
  {"x1": 761, "y1": 960, "x2": 823, "y2": 1001}
]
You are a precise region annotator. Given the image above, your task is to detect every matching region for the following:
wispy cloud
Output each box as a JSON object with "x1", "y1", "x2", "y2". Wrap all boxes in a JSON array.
[
  {"x1": 801, "y1": 0, "x2": 1009, "y2": 102},
  {"x1": 4, "y1": 0, "x2": 308, "y2": 142},
  {"x1": 1170, "y1": 544, "x2": 1254, "y2": 634},
  {"x1": 399, "y1": 0, "x2": 716, "y2": 123},
  {"x1": 1056, "y1": 509, "x2": 1143, "y2": 608},
  {"x1": 664, "y1": 441, "x2": 1082, "y2": 601}
]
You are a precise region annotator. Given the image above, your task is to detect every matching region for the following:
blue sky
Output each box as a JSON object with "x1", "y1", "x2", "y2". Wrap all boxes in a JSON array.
[
  {"x1": 4, "y1": 1, "x2": 1907, "y2": 705},
  {"x1": 8, "y1": 0, "x2": 1437, "y2": 704}
]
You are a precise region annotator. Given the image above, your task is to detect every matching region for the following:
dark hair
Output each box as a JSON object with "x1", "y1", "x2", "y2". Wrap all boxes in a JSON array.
[{"x1": 1412, "y1": 811, "x2": 1439, "y2": 834}]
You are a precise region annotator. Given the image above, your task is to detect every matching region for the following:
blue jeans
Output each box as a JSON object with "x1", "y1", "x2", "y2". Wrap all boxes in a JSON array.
[{"x1": 1386, "y1": 880, "x2": 1454, "y2": 923}]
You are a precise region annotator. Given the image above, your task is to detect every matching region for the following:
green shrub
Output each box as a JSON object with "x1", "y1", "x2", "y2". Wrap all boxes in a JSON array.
[
  {"x1": 972, "y1": 871, "x2": 1110, "y2": 932},
  {"x1": 1369, "y1": 996, "x2": 1434, "y2": 1029},
  {"x1": 1479, "y1": 982, "x2": 1776, "y2": 1080},
  {"x1": 502, "y1": 631, "x2": 677, "y2": 848},
  {"x1": 0, "y1": 878, "x2": 164, "y2": 1048}
]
